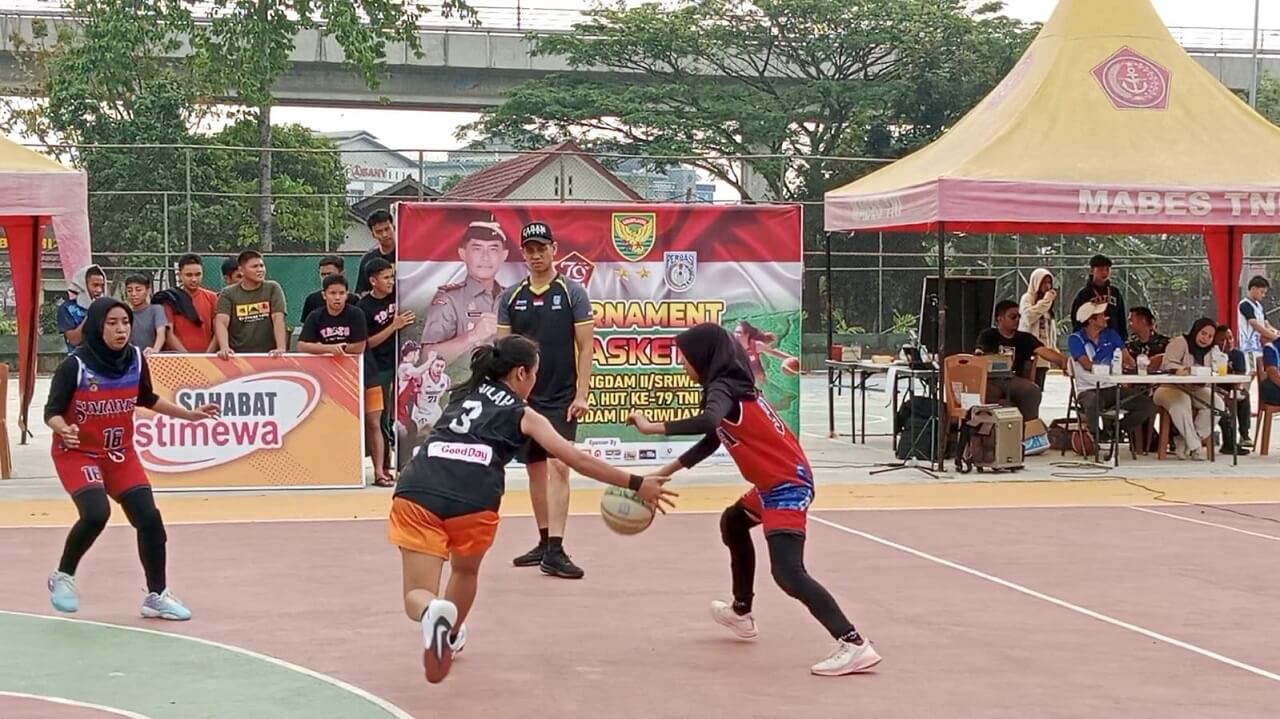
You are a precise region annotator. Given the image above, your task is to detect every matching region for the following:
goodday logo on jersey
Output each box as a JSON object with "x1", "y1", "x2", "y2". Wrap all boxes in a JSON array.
[{"x1": 135, "y1": 370, "x2": 321, "y2": 472}]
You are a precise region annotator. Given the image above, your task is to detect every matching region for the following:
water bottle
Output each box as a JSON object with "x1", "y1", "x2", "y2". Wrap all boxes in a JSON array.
[
  {"x1": 1136, "y1": 351, "x2": 1150, "y2": 376},
  {"x1": 1111, "y1": 348, "x2": 1122, "y2": 376}
]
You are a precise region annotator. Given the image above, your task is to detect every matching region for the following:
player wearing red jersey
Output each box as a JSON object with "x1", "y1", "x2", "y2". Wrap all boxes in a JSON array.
[
  {"x1": 44, "y1": 298, "x2": 219, "y2": 620},
  {"x1": 630, "y1": 322, "x2": 880, "y2": 677}
]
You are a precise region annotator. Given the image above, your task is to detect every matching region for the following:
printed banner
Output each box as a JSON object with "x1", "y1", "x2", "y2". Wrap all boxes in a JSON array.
[
  {"x1": 394, "y1": 202, "x2": 803, "y2": 466},
  {"x1": 138, "y1": 354, "x2": 366, "y2": 491}
]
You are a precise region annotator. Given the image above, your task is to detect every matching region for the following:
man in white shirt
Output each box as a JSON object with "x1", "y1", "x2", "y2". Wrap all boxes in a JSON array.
[{"x1": 1237, "y1": 275, "x2": 1278, "y2": 361}]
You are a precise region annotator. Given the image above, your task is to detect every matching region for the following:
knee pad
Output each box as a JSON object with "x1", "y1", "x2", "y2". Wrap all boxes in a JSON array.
[{"x1": 719, "y1": 504, "x2": 753, "y2": 546}]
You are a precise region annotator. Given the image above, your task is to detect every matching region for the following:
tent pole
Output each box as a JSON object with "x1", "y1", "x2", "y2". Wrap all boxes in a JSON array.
[
  {"x1": 825, "y1": 231, "x2": 836, "y2": 438},
  {"x1": 935, "y1": 222, "x2": 947, "y2": 471}
]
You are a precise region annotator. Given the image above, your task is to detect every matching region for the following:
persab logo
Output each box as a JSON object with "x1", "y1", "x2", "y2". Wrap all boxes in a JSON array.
[{"x1": 135, "y1": 371, "x2": 321, "y2": 472}]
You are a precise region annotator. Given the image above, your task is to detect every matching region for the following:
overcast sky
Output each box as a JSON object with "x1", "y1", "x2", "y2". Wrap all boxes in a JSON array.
[{"x1": 267, "y1": 0, "x2": 1276, "y2": 154}]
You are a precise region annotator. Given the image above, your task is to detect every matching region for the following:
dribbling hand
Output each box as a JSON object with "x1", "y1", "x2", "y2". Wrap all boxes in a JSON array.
[
  {"x1": 636, "y1": 476, "x2": 678, "y2": 514},
  {"x1": 57, "y1": 424, "x2": 80, "y2": 449}
]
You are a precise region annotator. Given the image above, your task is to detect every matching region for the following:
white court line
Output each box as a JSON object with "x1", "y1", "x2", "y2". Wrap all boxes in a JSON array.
[
  {"x1": 809, "y1": 515, "x2": 1280, "y2": 684},
  {"x1": 0, "y1": 611, "x2": 414, "y2": 719},
  {"x1": 1126, "y1": 506, "x2": 1280, "y2": 543},
  {"x1": 0, "y1": 691, "x2": 154, "y2": 718},
  {"x1": 1, "y1": 500, "x2": 1279, "y2": 531}
]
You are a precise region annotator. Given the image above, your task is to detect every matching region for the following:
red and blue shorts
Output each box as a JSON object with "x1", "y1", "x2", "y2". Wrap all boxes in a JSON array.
[
  {"x1": 738, "y1": 479, "x2": 814, "y2": 535},
  {"x1": 52, "y1": 447, "x2": 150, "y2": 500}
]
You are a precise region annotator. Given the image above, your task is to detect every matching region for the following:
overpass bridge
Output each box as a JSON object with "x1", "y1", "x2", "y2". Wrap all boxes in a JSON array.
[{"x1": 0, "y1": 6, "x2": 1276, "y2": 111}]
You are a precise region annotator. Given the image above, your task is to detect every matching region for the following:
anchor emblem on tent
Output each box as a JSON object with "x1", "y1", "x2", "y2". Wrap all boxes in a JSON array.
[{"x1": 1092, "y1": 46, "x2": 1171, "y2": 111}]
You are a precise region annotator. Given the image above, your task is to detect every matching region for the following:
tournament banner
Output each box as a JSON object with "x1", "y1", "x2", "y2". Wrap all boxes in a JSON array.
[
  {"x1": 394, "y1": 202, "x2": 803, "y2": 466},
  {"x1": 137, "y1": 354, "x2": 366, "y2": 491}
]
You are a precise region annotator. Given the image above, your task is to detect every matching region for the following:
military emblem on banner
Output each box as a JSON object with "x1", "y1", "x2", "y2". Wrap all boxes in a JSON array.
[
  {"x1": 663, "y1": 251, "x2": 697, "y2": 293},
  {"x1": 611, "y1": 212, "x2": 657, "y2": 262}
]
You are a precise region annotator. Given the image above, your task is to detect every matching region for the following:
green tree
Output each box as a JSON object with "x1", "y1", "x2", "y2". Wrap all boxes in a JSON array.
[
  {"x1": 466, "y1": 0, "x2": 1034, "y2": 332},
  {"x1": 190, "y1": 0, "x2": 475, "y2": 250},
  {"x1": 1255, "y1": 72, "x2": 1280, "y2": 125},
  {"x1": 0, "y1": 0, "x2": 349, "y2": 264}
]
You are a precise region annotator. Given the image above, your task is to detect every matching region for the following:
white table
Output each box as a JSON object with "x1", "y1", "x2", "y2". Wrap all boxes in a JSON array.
[{"x1": 1076, "y1": 372, "x2": 1253, "y2": 466}]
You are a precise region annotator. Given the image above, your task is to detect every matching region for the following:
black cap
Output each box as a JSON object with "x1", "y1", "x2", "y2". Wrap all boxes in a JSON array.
[
  {"x1": 521, "y1": 221, "x2": 554, "y2": 245},
  {"x1": 1089, "y1": 254, "x2": 1112, "y2": 268}
]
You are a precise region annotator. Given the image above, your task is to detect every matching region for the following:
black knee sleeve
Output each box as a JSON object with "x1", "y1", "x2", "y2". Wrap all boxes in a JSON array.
[
  {"x1": 121, "y1": 488, "x2": 166, "y2": 544},
  {"x1": 768, "y1": 534, "x2": 808, "y2": 598},
  {"x1": 719, "y1": 503, "x2": 754, "y2": 546},
  {"x1": 73, "y1": 490, "x2": 112, "y2": 531}
]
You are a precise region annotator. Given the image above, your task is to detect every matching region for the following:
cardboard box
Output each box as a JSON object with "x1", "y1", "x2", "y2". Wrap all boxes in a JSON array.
[{"x1": 1024, "y1": 418, "x2": 1047, "y2": 440}]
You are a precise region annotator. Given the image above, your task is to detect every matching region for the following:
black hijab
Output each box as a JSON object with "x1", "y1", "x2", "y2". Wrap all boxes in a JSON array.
[
  {"x1": 1185, "y1": 317, "x2": 1217, "y2": 365},
  {"x1": 674, "y1": 323, "x2": 758, "y2": 406},
  {"x1": 76, "y1": 297, "x2": 137, "y2": 378}
]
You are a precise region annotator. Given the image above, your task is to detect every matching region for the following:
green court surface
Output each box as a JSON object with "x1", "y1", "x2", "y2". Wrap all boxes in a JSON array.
[{"x1": 0, "y1": 611, "x2": 410, "y2": 719}]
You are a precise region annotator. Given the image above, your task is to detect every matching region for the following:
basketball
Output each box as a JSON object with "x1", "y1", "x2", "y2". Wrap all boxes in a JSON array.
[
  {"x1": 782, "y1": 356, "x2": 801, "y2": 375},
  {"x1": 600, "y1": 486, "x2": 655, "y2": 535}
]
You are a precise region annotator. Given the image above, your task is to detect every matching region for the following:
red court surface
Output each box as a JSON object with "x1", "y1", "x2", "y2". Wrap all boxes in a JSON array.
[{"x1": 1, "y1": 504, "x2": 1278, "y2": 718}]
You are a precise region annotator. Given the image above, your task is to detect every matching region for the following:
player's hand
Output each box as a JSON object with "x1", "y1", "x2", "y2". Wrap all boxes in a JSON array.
[
  {"x1": 568, "y1": 395, "x2": 590, "y2": 421},
  {"x1": 628, "y1": 410, "x2": 657, "y2": 434},
  {"x1": 57, "y1": 424, "x2": 80, "y2": 449},
  {"x1": 188, "y1": 404, "x2": 220, "y2": 421},
  {"x1": 637, "y1": 476, "x2": 678, "y2": 514}
]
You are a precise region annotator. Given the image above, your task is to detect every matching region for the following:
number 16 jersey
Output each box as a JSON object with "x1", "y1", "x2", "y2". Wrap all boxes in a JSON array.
[{"x1": 394, "y1": 380, "x2": 528, "y2": 515}]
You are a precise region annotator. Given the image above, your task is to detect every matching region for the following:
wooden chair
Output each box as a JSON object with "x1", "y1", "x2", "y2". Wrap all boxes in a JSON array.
[
  {"x1": 1255, "y1": 361, "x2": 1280, "y2": 455},
  {"x1": 1155, "y1": 406, "x2": 1214, "y2": 461},
  {"x1": 0, "y1": 363, "x2": 11, "y2": 479}
]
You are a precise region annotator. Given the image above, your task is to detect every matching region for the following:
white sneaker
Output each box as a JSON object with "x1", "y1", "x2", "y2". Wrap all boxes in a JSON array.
[
  {"x1": 710, "y1": 600, "x2": 758, "y2": 639},
  {"x1": 421, "y1": 599, "x2": 458, "y2": 684},
  {"x1": 450, "y1": 624, "x2": 467, "y2": 655},
  {"x1": 811, "y1": 639, "x2": 882, "y2": 676},
  {"x1": 1173, "y1": 436, "x2": 1189, "y2": 460}
]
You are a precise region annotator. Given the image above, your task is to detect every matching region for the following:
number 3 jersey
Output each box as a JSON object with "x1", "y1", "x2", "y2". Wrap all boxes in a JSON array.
[
  {"x1": 44, "y1": 347, "x2": 158, "y2": 460},
  {"x1": 715, "y1": 397, "x2": 813, "y2": 494},
  {"x1": 394, "y1": 380, "x2": 528, "y2": 514}
]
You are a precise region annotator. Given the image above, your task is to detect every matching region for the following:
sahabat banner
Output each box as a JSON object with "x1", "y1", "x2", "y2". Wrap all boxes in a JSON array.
[
  {"x1": 137, "y1": 354, "x2": 366, "y2": 491},
  {"x1": 395, "y1": 202, "x2": 803, "y2": 466}
]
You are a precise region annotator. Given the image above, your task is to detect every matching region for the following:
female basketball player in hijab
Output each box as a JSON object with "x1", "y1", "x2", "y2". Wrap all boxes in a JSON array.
[
  {"x1": 45, "y1": 297, "x2": 219, "y2": 620},
  {"x1": 391, "y1": 334, "x2": 677, "y2": 684},
  {"x1": 629, "y1": 323, "x2": 879, "y2": 677}
]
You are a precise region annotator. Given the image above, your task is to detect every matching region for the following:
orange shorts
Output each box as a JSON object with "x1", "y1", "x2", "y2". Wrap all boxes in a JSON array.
[
  {"x1": 364, "y1": 386, "x2": 384, "y2": 414},
  {"x1": 388, "y1": 497, "x2": 499, "y2": 560}
]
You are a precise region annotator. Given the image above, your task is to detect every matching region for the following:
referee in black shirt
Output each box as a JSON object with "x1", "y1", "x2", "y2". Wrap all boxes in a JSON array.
[{"x1": 498, "y1": 221, "x2": 595, "y2": 579}]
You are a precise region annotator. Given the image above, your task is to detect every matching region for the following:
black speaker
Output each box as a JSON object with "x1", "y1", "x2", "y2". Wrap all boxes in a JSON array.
[{"x1": 918, "y1": 276, "x2": 997, "y2": 358}]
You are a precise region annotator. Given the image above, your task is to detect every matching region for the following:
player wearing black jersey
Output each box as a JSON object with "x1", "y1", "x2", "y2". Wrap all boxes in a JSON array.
[{"x1": 389, "y1": 334, "x2": 676, "y2": 684}]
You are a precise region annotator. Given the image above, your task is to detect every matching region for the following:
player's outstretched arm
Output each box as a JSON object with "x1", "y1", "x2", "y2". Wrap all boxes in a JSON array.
[{"x1": 520, "y1": 408, "x2": 677, "y2": 512}]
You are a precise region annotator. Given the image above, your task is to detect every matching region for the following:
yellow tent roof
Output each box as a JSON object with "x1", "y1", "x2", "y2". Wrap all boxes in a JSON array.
[
  {"x1": 0, "y1": 134, "x2": 76, "y2": 172},
  {"x1": 824, "y1": 0, "x2": 1280, "y2": 232}
]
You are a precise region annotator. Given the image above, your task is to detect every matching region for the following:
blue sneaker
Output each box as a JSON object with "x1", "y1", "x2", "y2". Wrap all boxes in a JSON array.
[
  {"x1": 141, "y1": 589, "x2": 191, "y2": 621},
  {"x1": 48, "y1": 571, "x2": 79, "y2": 613}
]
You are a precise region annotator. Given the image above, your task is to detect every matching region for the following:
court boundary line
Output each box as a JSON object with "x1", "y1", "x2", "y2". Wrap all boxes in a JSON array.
[
  {"x1": 809, "y1": 515, "x2": 1280, "y2": 685},
  {"x1": 0, "y1": 691, "x2": 154, "y2": 719},
  {"x1": 0, "y1": 611, "x2": 414, "y2": 719},
  {"x1": 1126, "y1": 506, "x2": 1280, "y2": 543},
  {"x1": 2, "y1": 500, "x2": 1280, "y2": 530}
]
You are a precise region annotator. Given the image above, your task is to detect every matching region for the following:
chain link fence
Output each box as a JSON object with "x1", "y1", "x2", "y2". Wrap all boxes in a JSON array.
[{"x1": 1, "y1": 143, "x2": 1276, "y2": 350}]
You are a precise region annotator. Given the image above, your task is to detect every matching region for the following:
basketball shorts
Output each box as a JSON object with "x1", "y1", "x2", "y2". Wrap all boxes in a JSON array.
[
  {"x1": 517, "y1": 403, "x2": 577, "y2": 464},
  {"x1": 388, "y1": 496, "x2": 499, "y2": 560},
  {"x1": 53, "y1": 448, "x2": 150, "y2": 500},
  {"x1": 738, "y1": 480, "x2": 814, "y2": 536}
]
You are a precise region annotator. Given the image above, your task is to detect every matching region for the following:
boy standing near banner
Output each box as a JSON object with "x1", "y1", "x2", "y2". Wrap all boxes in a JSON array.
[{"x1": 497, "y1": 221, "x2": 595, "y2": 579}]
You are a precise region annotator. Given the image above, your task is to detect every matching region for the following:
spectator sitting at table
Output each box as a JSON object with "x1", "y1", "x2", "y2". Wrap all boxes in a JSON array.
[
  {"x1": 1068, "y1": 301, "x2": 1154, "y2": 451},
  {"x1": 974, "y1": 300, "x2": 1067, "y2": 422},
  {"x1": 1214, "y1": 324, "x2": 1252, "y2": 455},
  {"x1": 1154, "y1": 318, "x2": 1222, "y2": 461},
  {"x1": 1126, "y1": 306, "x2": 1170, "y2": 371}
]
